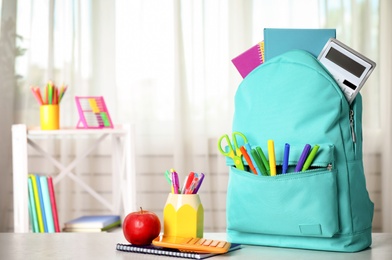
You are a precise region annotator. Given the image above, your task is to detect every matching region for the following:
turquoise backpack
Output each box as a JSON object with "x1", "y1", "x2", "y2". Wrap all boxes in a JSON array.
[{"x1": 225, "y1": 50, "x2": 374, "y2": 252}]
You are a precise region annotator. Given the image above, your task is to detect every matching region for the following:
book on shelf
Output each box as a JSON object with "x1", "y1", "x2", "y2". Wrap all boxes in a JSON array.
[
  {"x1": 35, "y1": 174, "x2": 48, "y2": 232},
  {"x1": 116, "y1": 242, "x2": 241, "y2": 259},
  {"x1": 27, "y1": 174, "x2": 60, "y2": 233},
  {"x1": 28, "y1": 174, "x2": 44, "y2": 232},
  {"x1": 47, "y1": 176, "x2": 61, "y2": 232},
  {"x1": 63, "y1": 215, "x2": 121, "y2": 232},
  {"x1": 27, "y1": 177, "x2": 39, "y2": 232},
  {"x1": 39, "y1": 176, "x2": 55, "y2": 232}
]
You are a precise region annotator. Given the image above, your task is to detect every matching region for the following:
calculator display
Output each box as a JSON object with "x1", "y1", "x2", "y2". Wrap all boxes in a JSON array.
[
  {"x1": 318, "y1": 38, "x2": 376, "y2": 104},
  {"x1": 325, "y1": 47, "x2": 366, "y2": 78}
]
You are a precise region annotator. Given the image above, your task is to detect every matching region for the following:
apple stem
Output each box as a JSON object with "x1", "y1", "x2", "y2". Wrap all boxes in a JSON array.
[{"x1": 140, "y1": 207, "x2": 143, "y2": 213}]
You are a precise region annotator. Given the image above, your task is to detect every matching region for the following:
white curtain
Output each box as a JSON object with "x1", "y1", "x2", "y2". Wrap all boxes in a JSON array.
[{"x1": 1, "y1": 0, "x2": 388, "y2": 232}]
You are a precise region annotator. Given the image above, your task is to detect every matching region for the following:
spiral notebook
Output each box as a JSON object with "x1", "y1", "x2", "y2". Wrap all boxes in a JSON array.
[
  {"x1": 116, "y1": 242, "x2": 241, "y2": 259},
  {"x1": 231, "y1": 41, "x2": 264, "y2": 78}
]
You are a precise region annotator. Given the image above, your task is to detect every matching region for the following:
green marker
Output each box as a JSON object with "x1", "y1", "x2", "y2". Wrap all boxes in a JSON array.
[
  {"x1": 256, "y1": 147, "x2": 270, "y2": 175},
  {"x1": 302, "y1": 145, "x2": 320, "y2": 171},
  {"x1": 251, "y1": 149, "x2": 268, "y2": 176}
]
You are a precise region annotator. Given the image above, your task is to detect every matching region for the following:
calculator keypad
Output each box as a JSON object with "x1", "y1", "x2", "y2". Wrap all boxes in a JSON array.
[
  {"x1": 180, "y1": 237, "x2": 227, "y2": 248},
  {"x1": 152, "y1": 235, "x2": 232, "y2": 254}
]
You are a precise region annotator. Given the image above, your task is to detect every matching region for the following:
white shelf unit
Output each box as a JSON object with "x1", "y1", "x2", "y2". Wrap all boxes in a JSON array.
[{"x1": 12, "y1": 124, "x2": 137, "y2": 233}]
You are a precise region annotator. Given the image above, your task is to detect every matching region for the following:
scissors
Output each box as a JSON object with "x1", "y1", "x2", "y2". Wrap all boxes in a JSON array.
[{"x1": 218, "y1": 131, "x2": 248, "y2": 170}]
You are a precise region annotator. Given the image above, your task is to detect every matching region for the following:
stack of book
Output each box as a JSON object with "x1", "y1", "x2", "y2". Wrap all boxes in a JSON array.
[
  {"x1": 27, "y1": 174, "x2": 60, "y2": 233},
  {"x1": 63, "y1": 215, "x2": 121, "y2": 232}
]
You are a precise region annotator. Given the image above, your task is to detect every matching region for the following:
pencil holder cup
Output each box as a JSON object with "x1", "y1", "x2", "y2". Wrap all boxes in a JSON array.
[
  {"x1": 40, "y1": 105, "x2": 59, "y2": 130},
  {"x1": 163, "y1": 193, "x2": 204, "y2": 238}
]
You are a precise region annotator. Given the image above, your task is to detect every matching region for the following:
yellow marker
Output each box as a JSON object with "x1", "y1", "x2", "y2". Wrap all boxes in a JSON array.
[
  {"x1": 268, "y1": 140, "x2": 277, "y2": 176},
  {"x1": 29, "y1": 174, "x2": 44, "y2": 232}
]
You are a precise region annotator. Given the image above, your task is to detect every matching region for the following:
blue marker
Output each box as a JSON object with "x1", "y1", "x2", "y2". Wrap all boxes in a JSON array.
[{"x1": 282, "y1": 143, "x2": 290, "y2": 174}]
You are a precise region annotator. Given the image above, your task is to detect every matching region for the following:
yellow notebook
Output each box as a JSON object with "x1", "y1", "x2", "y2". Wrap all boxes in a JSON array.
[{"x1": 29, "y1": 174, "x2": 44, "y2": 232}]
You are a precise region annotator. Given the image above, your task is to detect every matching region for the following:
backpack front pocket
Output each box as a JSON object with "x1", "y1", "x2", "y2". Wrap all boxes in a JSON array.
[{"x1": 226, "y1": 165, "x2": 339, "y2": 238}]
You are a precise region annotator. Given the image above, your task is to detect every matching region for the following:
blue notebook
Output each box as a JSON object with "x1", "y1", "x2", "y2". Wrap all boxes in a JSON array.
[
  {"x1": 39, "y1": 176, "x2": 55, "y2": 233},
  {"x1": 35, "y1": 174, "x2": 48, "y2": 232},
  {"x1": 64, "y1": 215, "x2": 121, "y2": 229},
  {"x1": 263, "y1": 28, "x2": 336, "y2": 61}
]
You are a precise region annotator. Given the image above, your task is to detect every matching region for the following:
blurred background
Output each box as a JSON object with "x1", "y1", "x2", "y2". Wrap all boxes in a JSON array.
[{"x1": 1, "y1": 0, "x2": 390, "y2": 233}]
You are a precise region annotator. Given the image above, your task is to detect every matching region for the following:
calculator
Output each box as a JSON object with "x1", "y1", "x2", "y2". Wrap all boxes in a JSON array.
[
  {"x1": 318, "y1": 38, "x2": 376, "y2": 104},
  {"x1": 152, "y1": 235, "x2": 232, "y2": 254}
]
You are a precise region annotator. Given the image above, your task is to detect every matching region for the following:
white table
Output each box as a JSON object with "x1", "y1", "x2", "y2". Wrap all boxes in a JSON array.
[
  {"x1": 0, "y1": 233, "x2": 391, "y2": 259},
  {"x1": 12, "y1": 124, "x2": 136, "y2": 233}
]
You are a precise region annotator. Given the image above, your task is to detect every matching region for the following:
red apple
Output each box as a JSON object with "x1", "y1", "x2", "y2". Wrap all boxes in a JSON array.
[{"x1": 122, "y1": 207, "x2": 161, "y2": 246}]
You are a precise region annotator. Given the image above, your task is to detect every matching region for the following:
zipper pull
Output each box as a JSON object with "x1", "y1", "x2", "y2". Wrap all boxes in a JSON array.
[
  {"x1": 327, "y1": 164, "x2": 332, "y2": 171},
  {"x1": 349, "y1": 110, "x2": 356, "y2": 143}
]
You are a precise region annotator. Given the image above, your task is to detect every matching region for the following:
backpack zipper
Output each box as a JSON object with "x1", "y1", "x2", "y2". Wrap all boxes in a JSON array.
[
  {"x1": 349, "y1": 109, "x2": 356, "y2": 143},
  {"x1": 307, "y1": 163, "x2": 332, "y2": 172}
]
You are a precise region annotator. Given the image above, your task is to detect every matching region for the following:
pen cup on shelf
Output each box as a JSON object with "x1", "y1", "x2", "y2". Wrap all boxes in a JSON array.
[
  {"x1": 163, "y1": 193, "x2": 204, "y2": 238},
  {"x1": 40, "y1": 104, "x2": 59, "y2": 130}
]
